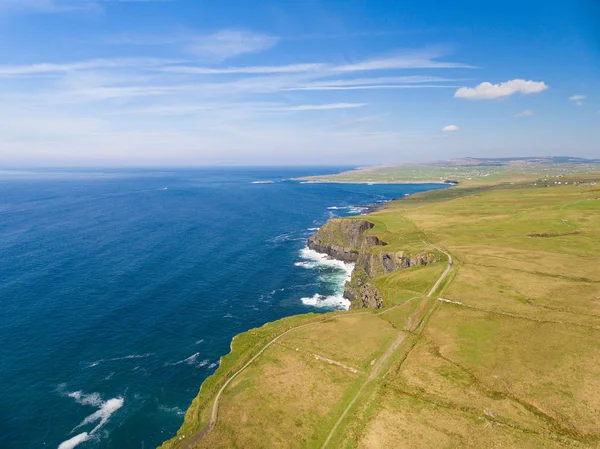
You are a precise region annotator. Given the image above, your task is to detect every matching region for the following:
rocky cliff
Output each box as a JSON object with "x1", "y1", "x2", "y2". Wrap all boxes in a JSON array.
[
  {"x1": 308, "y1": 218, "x2": 438, "y2": 309},
  {"x1": 307, "y1": 218, "x2": 376, "y2": 261}
]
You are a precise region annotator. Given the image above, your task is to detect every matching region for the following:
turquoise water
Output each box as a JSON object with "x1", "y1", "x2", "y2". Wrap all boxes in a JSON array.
[{"x1": 0, "y1": 168, "x2": 446, "y2": 448}]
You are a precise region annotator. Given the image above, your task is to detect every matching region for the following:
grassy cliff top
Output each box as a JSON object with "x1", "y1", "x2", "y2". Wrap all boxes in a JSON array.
[{"x1": 162, "y1": 167, "x2": 600, "y2": 449}]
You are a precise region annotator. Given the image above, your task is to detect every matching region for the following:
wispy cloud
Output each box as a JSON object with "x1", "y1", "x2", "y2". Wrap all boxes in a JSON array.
[
  {"x1": 569, "y1": 94, "x2": 586, "y2": 106},
  {"x1": 161, "y1": 49, "x2": 474, "y2": 76},
  {"x1": 270, "y1": 103, "x2": 366, "y2": 111},
  {"x1": 0, "y1": 50, "x2": 471, "y2": 99},
  {"x1": 183, "y1": 29, "x2": 279, "y2": 61},
  {"x1": 282, "y1": 75, "x2": 459, "y2": 91},
  {"x1": 0, "y1": 58, "x2": 176, "y2": 77},
  {"x1": 513, "y1": 109, "x2": 534, "y2": 117},
  {"x1": 455, "y1": 79, "x2": 548, "y2": 100},
  {"x1": 0, "y1": 42, "x2": 477, "y2": 164}
]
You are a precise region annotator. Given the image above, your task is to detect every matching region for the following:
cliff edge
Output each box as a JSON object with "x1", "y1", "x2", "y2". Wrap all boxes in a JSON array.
[{"x1": 307, "y1": 218, "x2": 438, "y2": 309}]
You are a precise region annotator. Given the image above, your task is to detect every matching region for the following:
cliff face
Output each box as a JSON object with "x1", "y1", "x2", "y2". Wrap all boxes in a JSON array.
[
  {"x1": 307, "y1": 219, "x2": 377, "y2": 261},
  {"x1": 308, "y1": 218, "x2": 438, "y2": 309}
]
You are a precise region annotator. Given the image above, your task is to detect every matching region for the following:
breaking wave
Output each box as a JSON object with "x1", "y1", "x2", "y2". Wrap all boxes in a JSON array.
[
  {"x1": 58, "y1": 433, "x2": 90, "y2": 449},
  {"x1": 296, "y1": 247, "x2": 354, "y2": 310},
  {"x1": 87, "y1": 353, "x2": 153, "y2": 368},
  {"x1": 57, "y1": 388, "x2": 124, "y2": 449},
  {"x1": 300, "y1": 293, "x2": 351, "y2": 309},
  {"x1": 327, "y1": 205, "x2": 369, "y2": 215},
  {"x1": 166, "y1": 352, "x2": 212, "y2": 368}
]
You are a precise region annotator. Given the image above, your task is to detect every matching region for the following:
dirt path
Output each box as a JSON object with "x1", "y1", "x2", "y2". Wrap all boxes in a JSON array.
[
  {"x1": 320, "y1": 245, "x2": 453, "y2": 448},
  {"x1": 186, "y1": 244, "x2": 454, "y2": 448},
  {"x1": 184, "y1": 312, "x2": 373, "y2": 448}
]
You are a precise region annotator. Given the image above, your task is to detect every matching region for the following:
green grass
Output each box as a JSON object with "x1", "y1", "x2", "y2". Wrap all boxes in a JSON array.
[
  {"x1": 371, "y1": 262, "x2": 446, "y2": 305},
  {"x1": 161, "y1": 168, "x2": 600, "y2": 449},
  {"x1": 296, "y1": 160, "x2": 600, "y2": 187}
]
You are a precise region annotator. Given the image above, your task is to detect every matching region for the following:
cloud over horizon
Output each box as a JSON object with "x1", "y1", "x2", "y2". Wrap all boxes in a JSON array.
[{"x1": 442, "y1": 125, "x2": 460, "y2": 132}]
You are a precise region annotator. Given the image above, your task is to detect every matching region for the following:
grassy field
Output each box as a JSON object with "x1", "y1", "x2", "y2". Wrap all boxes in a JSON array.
[
  {"x1": 298, "y1": 157, "x2": 600, "y2": 187},
  {"x1": 161, "y1": 165, "x2": 600, "y2": 449}
]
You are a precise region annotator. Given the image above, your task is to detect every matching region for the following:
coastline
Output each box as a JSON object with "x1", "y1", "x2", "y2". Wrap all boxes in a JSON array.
[
  {"x1": 295, "y1": 179, "x2": 456, "y2": 185},
  {"x1": 160, "y1": 181, "x2": 448, "y2": 448}
]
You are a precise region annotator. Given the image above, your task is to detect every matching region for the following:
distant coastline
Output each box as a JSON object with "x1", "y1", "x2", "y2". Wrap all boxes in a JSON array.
[{"x1": 295, "y1": 179, "x2": 456, "y2": 185}]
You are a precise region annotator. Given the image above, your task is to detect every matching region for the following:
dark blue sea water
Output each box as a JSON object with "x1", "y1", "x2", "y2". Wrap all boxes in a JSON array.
[{"x1": 0, "y1": 168, "x2": 446, "y2": 449}]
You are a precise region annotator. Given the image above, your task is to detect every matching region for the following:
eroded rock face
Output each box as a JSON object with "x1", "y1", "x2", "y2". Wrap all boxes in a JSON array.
[
  {"x1": 308, "y1": 218, "x2": 439, "y2": 309},
  {"x1": 351, "y1": 283, "x2": 384, "y2": 309},
  {"x1": 307, "y1": 219, "x2": 377, "y2": 262}
]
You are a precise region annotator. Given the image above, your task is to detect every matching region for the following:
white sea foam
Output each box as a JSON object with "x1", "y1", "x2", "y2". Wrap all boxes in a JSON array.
[
  {"x1": 268, "y1": 232, "x2": 305, "y2": 243},
  {"x1": 251, "y1": 180, "x2": 274, "y2": 184},
  {"x1": 58, "y1": 432, "x2": 90, "y2": 449},
  {"x1": 296, "y1": 247, "x2": 354, "y2": 311},
  {"x1": 297, "y1": 247, "x2": 354, "y2": 273},
  {"x1": 326, "y1": 205, "x2": 369, "y2": 215},
  {"x1": 300, "y1": 294, "x2": 351, "y2": 309},
  {"x1": 87, "y1": 353, "x2": 153, "y2": 368},
  {"x1": 159, "y1": 405, "x2": 185, "y2": 416},
  {"x1": 68, "y1": 391, "x2": 103, "y2": 407},
  {"x1": 168, "y1": 352, "x2": 211, "y2": 368},
  {"x1": 182, "y1": 352, "x2": 200, "y2": 365},
  {"x1": 58, "y1": 389, "x2": 124, "y2": 449},
  {"x1": 169, "y1": 352, "x2": 200, "y2": 366},
  {"x1": 74, "y1": 397, "x2": 124, "y2": 434}
]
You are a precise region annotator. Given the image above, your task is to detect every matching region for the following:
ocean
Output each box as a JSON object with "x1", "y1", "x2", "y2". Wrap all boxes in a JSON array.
[{"x1": 0, "y1": 167, "x2": 447, "y2": 448}]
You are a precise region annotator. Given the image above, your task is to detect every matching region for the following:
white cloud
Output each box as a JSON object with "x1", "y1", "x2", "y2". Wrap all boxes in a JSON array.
[
  {"x1": 442, "y1": 125, "x2": 460, "y2": 132},
  {"x1": 569, "y1": 94, "x2": 586, "y2": 106},
  {"x1": 184, "y1": 30, "x2": 279, "y2": 61},
  {"x1": 513, "y1": 109, "x2": 534, "y2": 118},
  {"x1": 454, "y1": 79, "x2": 548, "y2": 100}
]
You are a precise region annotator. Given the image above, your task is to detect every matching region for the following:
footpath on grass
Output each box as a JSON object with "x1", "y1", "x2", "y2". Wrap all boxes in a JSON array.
[{"x1": 182, "y1": 241, "x2": 454, "y2": 448}]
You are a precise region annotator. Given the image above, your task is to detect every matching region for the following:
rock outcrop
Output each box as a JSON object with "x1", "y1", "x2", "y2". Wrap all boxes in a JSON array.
[
  {"x1": 308, "y1": 218, "x2": 439, "y2": 309},
  {"x1": 307, "y1": 219, "x2": 377, "y2": 262},
  {"x1": 352, "y1": 283, "x2": 385, "y2": 309}
]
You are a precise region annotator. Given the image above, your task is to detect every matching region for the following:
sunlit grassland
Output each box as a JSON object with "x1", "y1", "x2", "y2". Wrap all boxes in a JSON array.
[
  {"x1": 162, "y1": 169, "x2": 600, "y2": 448},
  {"x1": 351, "y1": 175, "x2": 600, "y2": 448},
  {"x1": 298, "y1": 160, "x2": 600, "y2": 187}
]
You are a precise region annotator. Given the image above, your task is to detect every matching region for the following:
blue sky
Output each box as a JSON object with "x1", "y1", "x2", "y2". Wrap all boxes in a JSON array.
[{"x1": 0, "y1": 0, "x2": 598, "y2": 166}]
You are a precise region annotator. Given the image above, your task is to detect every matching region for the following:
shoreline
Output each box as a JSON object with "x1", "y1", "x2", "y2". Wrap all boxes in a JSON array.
[
  {"x1": 294, "y1": 179, "x2": 457, "y2": 185},
  {"x1": 160, "y1": 180, "x2": 451, "y2": 447}
]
